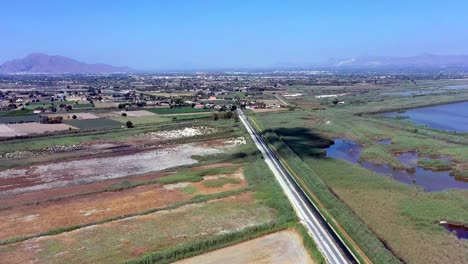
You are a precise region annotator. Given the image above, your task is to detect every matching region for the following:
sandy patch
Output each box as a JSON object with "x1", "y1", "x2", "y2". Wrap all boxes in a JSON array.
[
  {"x1": 163, "y1": 182, "x2": 191, "y2": 190},
  {"x1": 176, "y1": 230, "x2": 314, "y2": 264},
  {"x1": 6, "y1": 123, "x2": 75, "y2": 136},
  {"x1": 0, "y1": 124, "x2": 24, "y2": 137}
]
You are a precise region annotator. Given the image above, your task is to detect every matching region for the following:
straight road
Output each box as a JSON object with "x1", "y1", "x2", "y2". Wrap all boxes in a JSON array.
[{"x1": 238, "y1": 110, "x2": 356, "y2": 264}]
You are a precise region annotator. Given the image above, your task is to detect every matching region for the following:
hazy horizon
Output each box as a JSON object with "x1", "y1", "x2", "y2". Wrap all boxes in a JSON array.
[{"x1": 1, "y1": 0, "x2": 468, "y2": 70}]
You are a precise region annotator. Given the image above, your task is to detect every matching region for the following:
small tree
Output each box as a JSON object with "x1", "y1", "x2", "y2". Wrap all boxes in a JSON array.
[
  {"x1": 223, "y1": 111, "x2": 233, "y2": 119},
  {"x1": 121, "y1": 112, "x2": 127, "y2": 116},
  {"x1": 213, "y1": 113, "x2": 219, "y2": 121},
  {"x1": 72, "y1": 115, "x2": 77, "y2": 119},
  {"x1": 126, "y1": 121, "x2": 134, "y2": 128}
]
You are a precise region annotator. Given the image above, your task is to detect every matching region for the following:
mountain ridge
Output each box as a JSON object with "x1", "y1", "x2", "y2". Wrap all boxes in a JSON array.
[{"x1": 0, "y1": 53, "x2": 135, "y2": 74}]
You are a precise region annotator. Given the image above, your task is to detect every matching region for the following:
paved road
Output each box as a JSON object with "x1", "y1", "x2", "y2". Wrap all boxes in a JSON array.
[{"x1": 238, "y1": 110, "x2": 355, "y2": 264}]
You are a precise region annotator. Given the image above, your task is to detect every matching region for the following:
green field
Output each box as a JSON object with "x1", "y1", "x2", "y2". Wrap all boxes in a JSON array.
[{"x1": 64, "y1": 118, "x2": 122, "y2": 129}]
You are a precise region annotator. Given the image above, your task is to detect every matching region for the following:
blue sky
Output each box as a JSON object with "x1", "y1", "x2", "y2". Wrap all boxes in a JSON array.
[{"x1": 1, "y1": 0, "x2": 467, "y2": 70}]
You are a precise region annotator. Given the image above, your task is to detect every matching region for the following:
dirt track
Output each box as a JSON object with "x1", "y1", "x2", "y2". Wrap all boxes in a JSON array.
[{"x1": 176, "y1": 230, "x2": 314, "y2": 264}]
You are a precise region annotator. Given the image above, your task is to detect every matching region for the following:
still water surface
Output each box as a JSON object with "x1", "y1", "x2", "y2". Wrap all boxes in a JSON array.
[
  {"x1": 384, "y1": 101, "x2": 468, "y2": 132},
  {"x1": 325, "y1": 139, "x2": 468, "y2": 191}
]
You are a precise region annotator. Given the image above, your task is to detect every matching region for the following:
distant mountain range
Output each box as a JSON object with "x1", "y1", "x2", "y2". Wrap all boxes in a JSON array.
[
  {"x1": 322, "y1": 54, "x2": 468, "y2": 69},
  {"x1": 0, "y1": 53, "x2": 135, "y2": 74}
]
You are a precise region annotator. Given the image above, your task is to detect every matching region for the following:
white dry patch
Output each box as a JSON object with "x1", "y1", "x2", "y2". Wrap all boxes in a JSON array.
[
  {"x1": 163, "y1": 182, "x2": 191, "y2": 190},
  {"x1": 140, "y1": 126, "x2": 217, "y2": 140},
  {"x1": 223, "y1": 137, "x2": 246, "y2": 147},
  {"x1": 22, "y1": 214, "x2": 40, "y2": 222},
  {"x1": 203, "y1": 171, "x2": 244, "y2": 181},
  {"x1": 315, "y1": 93, "x2": 348, "y2": 98},
  {"x1": 0, "y1": 143, "x2": 222, "y2": 197},
  {"x1": 283, "y1": 93, "x2": 303, "y2": 97},
  {"x1": 80, "y1": 208, "x2": 112, "y2": 217},
  {"x1": 1, "y1": 144, "x2": 88, "y2": 159}
]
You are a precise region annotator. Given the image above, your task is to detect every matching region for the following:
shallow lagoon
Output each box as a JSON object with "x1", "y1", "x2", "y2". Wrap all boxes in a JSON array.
[
  {"x1": 384, "y1": 101, "x2": 468, "y2": 132},
  {"x1": 325, "y1": 139, "x2": 468, "y2": 191}
]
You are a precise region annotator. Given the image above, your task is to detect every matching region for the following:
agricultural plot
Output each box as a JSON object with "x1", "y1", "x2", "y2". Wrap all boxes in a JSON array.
[
  {"x1": 64, "y1": 118, "x2": 122, "y2": 129},
  {"x1": 0, "y1": 118, "x2": 316, "y2": 263},
  {"x1": 0, "y1": 124, "x2": 24, "y2": 137},
  {"x1": 0, "y1": 123, "x2": 75, "y2": 138},
  {"x1": 148, "y1": 107, "x2": 215, "y2": 114},
  {"x1": 46, "y1": 113, "x2": 99, "y2": 120},
  {"x1": 0, "y1": 193, "x2": 275, "y2": 264},
  {"x1": 0, "y1": 166, "x2": 247, "y2": 241},
  {"x1": 176, "y1": 230, "x2": 314, "y2": 264},
  {"x1": 98, "y1": 110, "x2": 156, "y2": 118}
]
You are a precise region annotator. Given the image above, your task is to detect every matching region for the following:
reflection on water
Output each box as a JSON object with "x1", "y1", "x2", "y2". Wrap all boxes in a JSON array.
[
  {"x1": 377, "y1": 139, "x2": 392, "y2": 145},
  {"x1": 440, "y1": 222, "x2": 468, "y2": 240},
  {"x1": 384, "y1": 101, "x2": 468, "y2": 132},
  {"x1": 325, "y1": 139, "x2": 468, "y2": 191}
]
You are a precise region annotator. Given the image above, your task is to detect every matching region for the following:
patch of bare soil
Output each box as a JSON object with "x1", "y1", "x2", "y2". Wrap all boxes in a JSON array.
[
  {"x1": 0, "y1": 166, "x2": 249, "y2": 241},
  {"x1": 190, "y1": 168, "x2": 247, "y2": 195},
  {"x1": 0, "y1": 171, "x2": 171, "y2": 208},
  {"x1": 0, "y1": 183, "x2": 191, "y2": 241},
  {"x1": 0, "y1": 143, "x2": 222, "y2": 197},
  {"x1": 175, "y1": 230, "x2": 315, "y2": 264},
  {"x1": 0, "y1": 192, "x2": 275, "y2": 264}
]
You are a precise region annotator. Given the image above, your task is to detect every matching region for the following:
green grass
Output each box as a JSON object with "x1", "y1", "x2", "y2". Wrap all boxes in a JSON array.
[
  {"x1": 109, "y1": 116, "x2": 170, "y2": 125},
  {"x1": 182, "y1": 185, "x2": 197, "y2": 194},
  {"x1": 252, "y1": 117, "x2": 400, "y2": 263},
  {"x1": 4, "y1": 108, "x2": 34, "y2": 116},
  {"x1": 64, "y1": 118, "x2": 122, "y2": 129},
  {"x1": 417, "y1": 159, "x2": 452, "y2": 171},
  {"x1": 250, "y1": 84, "x2": 468, "y2": 263}
]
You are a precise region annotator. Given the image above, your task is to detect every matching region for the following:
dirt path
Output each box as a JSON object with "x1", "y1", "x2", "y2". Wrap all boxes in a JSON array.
[{"x1": 175, "y1": 230, "x2": 315, "y2": 264}]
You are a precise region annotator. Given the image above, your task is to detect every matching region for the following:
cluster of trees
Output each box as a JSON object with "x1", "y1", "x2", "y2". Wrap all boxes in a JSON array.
[
  {"x1": 40, "y1": 116, "x2": 63, "y2": 124},
  {"x1": 118, "y1": 102, "x2": 147, "y2": 109},
  {"x1": 212, "y1": 111, "x2": 239, "y2": 121}
]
